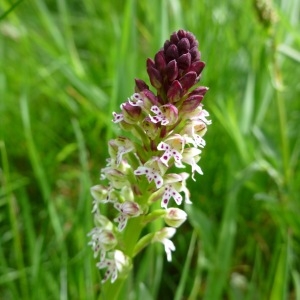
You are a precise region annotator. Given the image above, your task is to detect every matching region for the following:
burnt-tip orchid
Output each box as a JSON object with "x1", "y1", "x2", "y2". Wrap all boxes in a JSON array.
[{"x1": 88, "y1": 30, "x2": 211, "y2": 288}]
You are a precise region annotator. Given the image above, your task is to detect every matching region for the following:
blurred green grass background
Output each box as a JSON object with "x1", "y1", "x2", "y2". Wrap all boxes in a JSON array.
[{"x1": 1, "y1": 0, "x2": 300, "y2": 299}]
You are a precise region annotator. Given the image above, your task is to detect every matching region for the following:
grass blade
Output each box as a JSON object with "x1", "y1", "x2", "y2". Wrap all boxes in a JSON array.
[
  {"x1": 174, "y1": 229, "x2": 197, "y2": 300},
  {"x1": 203, "y1": 190, "x2": 238, "y2": 300},
  {"x1": 269, "y1": 236, "x2": 289, "y2": 300}
]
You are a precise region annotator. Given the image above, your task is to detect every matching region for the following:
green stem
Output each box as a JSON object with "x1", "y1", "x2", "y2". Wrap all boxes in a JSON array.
[
  {"x1": 1, "y1": 142, "x2": 29, "y2": 298},
  {"x1": 99, "y1": 217, "x2": 145, "y2": 300},
  {"x1": 271, "y1": 35, "x2": 290, "y2": 192},
  {"x1": 99, "y1": 277, "x2": 125, "y2": 300}
]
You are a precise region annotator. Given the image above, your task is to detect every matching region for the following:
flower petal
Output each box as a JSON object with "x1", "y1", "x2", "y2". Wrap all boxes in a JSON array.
[
  {"x1": 134, "y1": 166, "x2": 163, "y2": 189},
  {"x1": 112, "y1": 112, "x2": 124, "y2": 123}
]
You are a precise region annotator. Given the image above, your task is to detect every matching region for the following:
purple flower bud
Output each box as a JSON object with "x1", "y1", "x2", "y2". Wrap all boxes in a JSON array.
[
  {"x1": 180, "y1": 95, "x2": 204, "y2": 113},
  {"x1": 165, "y1": 60, "x2": 178, "y2": 82},
  {"x1": 135, "y1": 79, "x2": 149, "y2": 92},
  {"x1": 147, "y1": 30, "x2": 205, "y2": 100},
  {"x1": 177, "y1": 29, "x2": 187, "y2": 39},
  {"x1": 142, "y1": 89, "x2": 159, "y2": 106},
  {"x1": 165, "y1": 44, "x2": 179, "y2": 60},
  {"x1": 167, "y1": 80, "x2": 183, "y2": 103},
  {"x1": 170, "y1": 32, "x2": 180, "y2": 43},
  {"x1": 179, "y1": 71, "x2": 197, "y2": 93},
  {"x1": 154, "y1": 50, "x2": 167, "y2": 72},
  {"x1": 147, "y1": 65, "x2": 162, "y2": 89},
  {"x1": 186, "y1": 32, "x2": 198, "y2": 48},
  {"x1": 122, "y1": 102, "x2": 142, "y2": 124},
  {"x1": 189, "y1": 46, "x2": 201, "y2": 61},
  {"x1": 177, "y1": 38, "x2": 190, "y2": 53},
  {"x1": 146, "y1": 58, "x2": 155, "y2": 69},
  {"x1": 163, "y1": 40, "x2": 172, "y2": 52},
  {"x1": 188, "y1": 86, "x2": 209, "y2": 97},
  {"x1": 177, "y1": 53, "x2": 191, "y2": 70},
  {"x1": 186, "y1": 61, "x2": 205, "y2": 77}
]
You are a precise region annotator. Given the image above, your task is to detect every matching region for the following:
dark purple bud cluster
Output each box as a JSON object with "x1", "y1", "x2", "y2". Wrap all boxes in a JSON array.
[
  {"x1": 112, "y1": 30, "x2": 209, "y2": 139},
  {"x1": 144, "y1": 30, "x2": 206, "y2": 104}
]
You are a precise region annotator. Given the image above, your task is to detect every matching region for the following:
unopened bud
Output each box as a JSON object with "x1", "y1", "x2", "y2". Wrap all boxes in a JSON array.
[
  {"x1": 154, "y1": 50, "x2": 167, "y2": 72},
  {"x1": 188, "y1": 86, "x2": 209, "y2": 97},
  {"x1": 135, "y1": 79, "x2": 149, "y2": 92},
  {"x1": 186, "y1": 61, "x2": 205, "y2": 77},
  {"x1": 165, "y1": 60, "x2": 178, "y2": 82},
  {"x1": 167, "y1": 80, "x2": 183, "y2": 103},
  {"x1": 98, "y1": 229, "x2": 118, "y2": 251},
  {"x1": 116, "y1": 200, "x2": 141, "y2": 217},
  {"x1": 177, "y1": 53, "x2": 191, "y2": 70},
  {"x1": 164, "y1": 208, "x2": 187, "y2": 228},
  {"x1": 181, "y1": 95, "x2": 203, "y2": 113},
  {"x1": 141, "y1": 89, "x2": 159, "y2": 108},
  {"x1": 189, "y1": 46, "x2": 201, "y2": 61},
  {"x1": 177, "y1": 38, "x2": 190, "y2": 53},
  {"x1": 122, "y1": 102, "x2": 142, "y2": 124},
  {"x1": 165, "y1": 44, "x2": 179, "y2": 60},
  {"x1": 179, "y1": 71, "x2": 198, "y2": 93},
  {"x1": 147, "y1": 59, "x2": 162, "y2": 89}
]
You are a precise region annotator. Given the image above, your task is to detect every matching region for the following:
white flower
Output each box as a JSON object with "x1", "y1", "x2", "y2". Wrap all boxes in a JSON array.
[
  {"x1": 159, "y1": 173, "x2": 191, "y2": 208},
  {"x1": 152, "y1": 227, "x2": 176, "y2": 262},
  {"x1": 161, "y1": 184, "x2": 183, "y2": 209},
  {"x1": 191, "y1": 108, "x2": 212, "y2": 125},
  {"x1": 112, "y1": 111, "x2": 124, "y2": 123},
  {"x1": 90, "y1": 185, "x2": 116, "y2": 213},
  {"x1": 181, "y1": 148, "x2": 203, "y2": 180},
  {"x1": 127, "y1": 93, "x2": 144, "y2": 106},
  {"x1": 101, "y1": 168, "x2": 129, "y2": 189},
  {"x1": 88, "y1": 227, "x2": 117, "y2": 258},
  {"x1": 181, "y1": 119, "x2": 207, "y2": 148},
  {"x1": 157, "y1": 134, "x2": 185, "y2": 168},
  {"x1": 134, "y1": 166, "x2": 163, "y2": 189},
  {"x1": 149, "y1": 105, "x2": 169, "y2": 125},
  {"x1": 114, "y1": 201, "x2": 142, "y2": 231},
  {"x1": 109, "y1": 137, "x2": 135, "y2": 165},
  {"x1": 96, "y1": 250, "x2": 129, "y2": 283},
  {"x1": 149, "y1": 104, "x2": 178, "y2": 126},
  {"x1": 157, "y1": 141, "x2": 182, "y2": 166}
]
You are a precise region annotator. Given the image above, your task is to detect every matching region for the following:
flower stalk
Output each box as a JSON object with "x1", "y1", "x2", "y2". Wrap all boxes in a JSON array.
[{"x1": 89, "y1": 29, "x2": 211, "y2": 298}]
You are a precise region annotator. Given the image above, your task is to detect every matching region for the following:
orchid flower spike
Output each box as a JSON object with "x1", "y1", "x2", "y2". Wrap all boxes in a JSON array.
[{"x1": 88, "y1": 29, "x2": 211, "y2": 284}]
